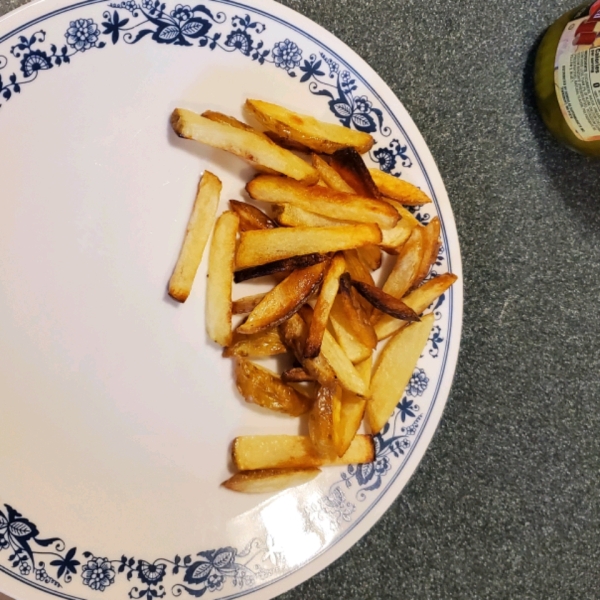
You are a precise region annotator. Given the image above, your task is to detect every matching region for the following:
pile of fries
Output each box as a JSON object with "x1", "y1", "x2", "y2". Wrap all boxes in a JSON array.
[{"x1": 167, "y1": 99, "x2": 457, "y2": 494}]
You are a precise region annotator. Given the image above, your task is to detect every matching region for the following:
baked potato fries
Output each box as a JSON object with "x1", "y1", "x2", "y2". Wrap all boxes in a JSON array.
[{"x1": 168, "y1": 99, "x2": 457, "y2": 494}]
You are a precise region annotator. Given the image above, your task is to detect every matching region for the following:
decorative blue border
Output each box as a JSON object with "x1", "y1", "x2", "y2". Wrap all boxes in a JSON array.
[{"x1": 0, "y1": 1, "x2": 459, "y2": 599}]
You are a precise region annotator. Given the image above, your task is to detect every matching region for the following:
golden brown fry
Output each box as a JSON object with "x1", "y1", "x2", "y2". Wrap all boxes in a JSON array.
[
  {"x1": 329, "y1": 147, "x2": 381, "y2": 198},
  {"x1": 206, "y1": 211, "x2": 238, "y2": 346},
  {"x1": 229, "y1": 199, "x2": 276, "y2": 232},
  {"x1": 171, "y1": 108, "x2": 318, "y2": 184},
  {"x1": 338, "y1": 357, "x2": 372, "y2": 456},
  {"x1": 223, "y1": 328, "x2": 287, "y2": 358},
  {"x1": 234, "y1": 358, "x2": 312, "y2": 416},
  {"x1": 202, "y1": 110, "x2": 259, "y2": 134},
  {"x1": 281, "y1": 367, "x2": 314, "y2": 383},
  {"x1": 232, "y1": 434, "x2": 375, "y2": 470},
  {"x1": 236, "y1": 224, "x2": 382, "y2": 269},
  {"x1": 222, "y1": 468, "x2": 321, "y2": 494},
  {"x1": 232, "y1": 293, "x2": 266, "y2": 315},
  {"x1": 369, "y1": 168, "x2": 432, "y2": 205},
  {"x1": 263, "y1": 131, "x2": 313, "y2": 153},
  {"x1": 246, "y1": 175, "x2": 399, "y2": 229},
  {"x1": 368, "y1": 313, "x2": 435, "y2": 433},
  {"x1": 279, "y1": 313, "x2": 337, "y2": 387},
  {"x1": 357, "y1": 245, "x2": 382, "y2": 270},
  {"x1": 348, "y1": 275, "x2": 421, "y2": 322},
  {"x1": 337, "y1": 273, "x2": 378, "y2": 349},
  {"x1": 168, "y1": 171, "x2": 222, "y2": 302},
  {"x1": 329, "y1": 298, "x2": 373, "y2": 363},
  {"x1": 309, "y1": 382, "x2": 343, "y2": 458},
  {"x1": 320, "y1": 330, "x2": 369, "y2": 396},
  {"x1": 305, "y1": 253, "x2": 346, "y2": 359},
  {"x1": 374, "y1": 273, "x2": 458, "y2": 340},
  {"x1": 384, "y1": 198, "x2": 421, "y2": 229},
  {"x1": 234, "y1": 253, "x2": 328, "y2": 283},
  {"x1": 311, "y1": 154, "x2": 355, "y2": 193},
  {"x1": 342, "y1": 249, "x2": 375, "y2": 315},
  {"x1": 245, "y1": 99, "x2": 375, "y2": 154},
  {"x1": 237, "y1": 262, "x2": 326, "y2": 335},
  {"x1": 272, "y1": 204, "x2": 346, "y2": 228},
  {"x1": 411, "y1": 217, "x2": 441, "y2": 290}
]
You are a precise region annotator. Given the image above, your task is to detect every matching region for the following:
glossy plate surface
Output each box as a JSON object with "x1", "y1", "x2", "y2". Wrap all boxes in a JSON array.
[{"x1": 0, "y1": 1, "x2": 463, "y2": 598}]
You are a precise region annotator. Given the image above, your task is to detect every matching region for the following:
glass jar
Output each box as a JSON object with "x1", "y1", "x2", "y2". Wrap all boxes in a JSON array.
[{"x1": 534, "y1": 2, "x2": 600, "y2": 155}]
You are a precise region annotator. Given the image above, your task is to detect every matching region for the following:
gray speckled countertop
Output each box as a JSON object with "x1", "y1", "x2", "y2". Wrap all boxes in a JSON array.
[{"x1": 2, "y1": 0, "x2": 600, "y2": 599}]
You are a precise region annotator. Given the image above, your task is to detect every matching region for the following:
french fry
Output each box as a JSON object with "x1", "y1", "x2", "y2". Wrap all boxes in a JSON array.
[
  {"x1": 385, "y1": 198, "x2": 421, "y2": 229},
  {"x1": 246, "y1": 175, "x2": 399, "y2": 229},
  {"x1": 338, "y1": 357, "x2": 372, "y2": 456},
  {"x1": 309, "y1": 382, "x2": 343, "y2": 458},
  {"x1": 329, "y1": 147, "x2": 381, "y2": 199},
  {"x1": 223, "y1": 328, "x2": 287, "y2": 358},
  {"x1": 263, "y1": 131, "x2": 314, "y2": 153},
  {"x1": 236, "y1": 224, "x2": 382, "y2": 269},
  {"x1": 232, "y1": 434, "x2": 375, "y2": 470},
  {"x1": 342, "y1": 249, "x2": 375, "y2": 315},
  {"x1": 337, "y1": 274, "x2": 378, "y2": 349},
  {"x1": 369, "y1": 168, "x2": 432, "y2": 205},
  {"x1": 229, "y1": 199, "x2": 276, "y2": 232},
  {"x1": 305, "y1": 253, "x2": 346, "y2": 359},
  {"x1": 234, "y1": 358, "x2": 312, "y2": 416},
  {"x1": 374, "y1": 273, "x2": 458, "y2": 340},
  {"x1": 279, "y1": 313, "x2": 337, "y2": 387},
  {"x1": 237, "y1": 262, "x2": 327, "y2": 335},
  {"x1": 380, "y1": 227, "x2": 425, "y2": 300},
  {"x1": 311, "y1": 154, "x2": 355, "y2": 193},
  {"x1": 349, "y1": 276, "x2": 421, "y2": 322},
  {"x1": 202, "y1": 110, "x2": 262, "y2": 134},
  {"x1": 357, "y1": 245, "x2": 382, "y2": 270},
  {"x1": 171, "y1": 108, "x2": 318, "y2": 184},
  {"x1": 222, "y1": 468, "x2": 321, "y2": 494},
  {"x1": 329, "y1": 298, "x2": 373, "y2": 363},
  {"x1": 232, "y1": 293, "x2": 266, "y2": 315},
  {"x1": 320, "y1": 330, "x2": 369, "y2": 396},
  {"x1": 411, "y1": 217, "x2": 441, "y2": 290},
  {"x1": 234, "y1": 253, "x2": 328, "y2": 283},
  {"x1": 245, "y1": 99, "x2": 375, "y2": 155},
  {"x1": 168, "y1": 171, "x2": 222, "y2": 302},
  {"x1": 281, "y1": 367, "x2": 314, "y2": 383},
  {"x1": 368, "y1": 313, "x2": 435, "y2": 434},
  {"x1": 273, "y1": 203, "x2": 346, "y2": 228},
  {"x1": 206, "y1": 211, "x2": 238, "y2": 346}
]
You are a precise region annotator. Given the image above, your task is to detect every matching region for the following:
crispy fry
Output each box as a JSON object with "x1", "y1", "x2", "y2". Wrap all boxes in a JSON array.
[
  {"x1": 368, "y1": 313, "x2": 435, "y2": 433},
  {"x1": 385, "y1": 199, "x2": 421, "y2": 229},
  {"x1": 246, "y1": 175, "x2": 399, "y2": 229},
  {"x1": 305, "y1": 253, "x2": 346, "y2": 359},
  {"x1": 411, "y1": 217, "x2": 441, "y2": 290},
  {"x1": 245, "y1": 99, "x2": 375, "y2": 154},
  {"x1": 229, "y1": 199, "x2": 276, "y2": 232},
  {"x1": 232, "y1": 434, "x2": 375, "y2": 470},
  {"x1": 223, "y1": 328, "x2": 287, "y2": 358},
  {"x1": 171, "y1": 108, "x2": 318, "y2": 184},
  {"x1": 311, "y1": 154, "x2": 356, "y2": 193},
  {"x1": 374, "y1": 273, "x2": 458, "y2": 340},
  {"x1": 338, "y1": 357, "x2": 372, "y2": 456},
  {"x1": 349, "y1": 275, "x2": 421, "y2": 322},
  {"x1": 234, "y1": 358, "x2": 312, "y2": 416},
  {"x1": 320, "y1": 330, "x2": 369, "y2": 396},
  {"x1": 279, "y1": 313, "x2": 337, "y2": 387},
  {"x1": 222, "y1": 468, "x2": 321, "y2": 494},
  {"x1": 309, "y1": 382, "x2": 343, "y2": 458},
  {"x1": 263, "y1": 131, "x2": 314, "y2": 153},
  {"x1": 168, "y1": 171, "x2": 222, "y2": 302},
  {"x1": 202, "y1": 110, "x2": 259, "y2": 134},
  {"x1": 357, "y1": 245, "x2": 382, "y2": 270},
  {"x1": 232, "y1": 293, "x2": 266, "y2": 315},
  {"x1": 234, "y1": 253, "x2": 328, "y2": 283},
  {"x1": 235, "y1": 224, "x2": 382, "y2": 269},
  {"x1": 281, "y1": 367, "x2": 314, "y2": 383},
  {"x1": 272, "y1": 203, "x2": 346, "y2": 228},
  {"x1": 342, "y1": 249, "x2": 375, "y2": 315},
  {"x1": 369, "y1": 168, "x2": 432, "y2": 205},
  {"x1": 329, "y1": 298, "x2": 373, "y2": 363},
  {"x1": 206, "y1": 211, "x2": 238, "y2": 346},
  {"x1": 337, "y1": 274, "x2": 378, "y2": 349},
  {"x1": 237, "y1": 262, "x2": 326, "y2": 335},
  {"x1": 329, "y1": 147, "x2": 381, "y2": 198}
]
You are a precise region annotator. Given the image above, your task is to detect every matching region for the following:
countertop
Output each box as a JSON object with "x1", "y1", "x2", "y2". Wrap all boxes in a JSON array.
[{"x1": 1, "y1": 0, "x2": 599, "y2": 599}]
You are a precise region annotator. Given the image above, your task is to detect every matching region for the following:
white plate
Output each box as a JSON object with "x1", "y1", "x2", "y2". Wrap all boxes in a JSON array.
[{"x1": 0, "y1": 1, "x2": 463, "y2": 598}]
